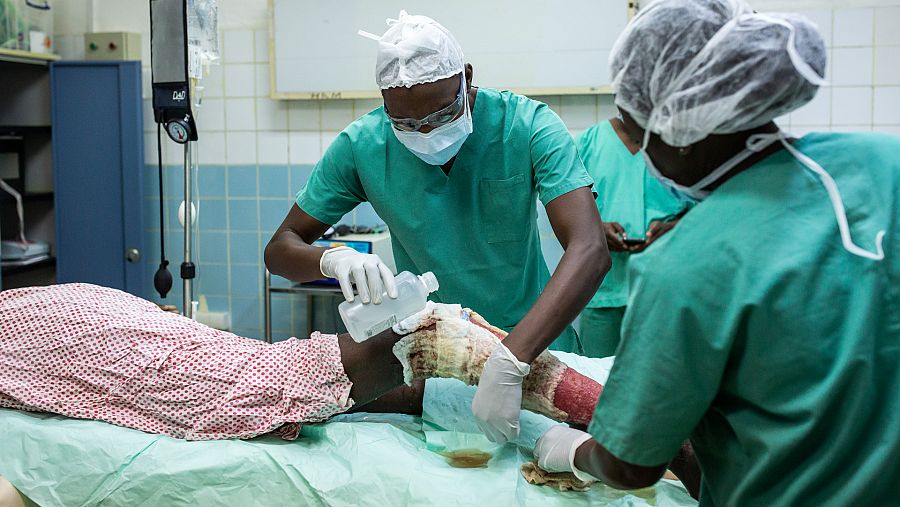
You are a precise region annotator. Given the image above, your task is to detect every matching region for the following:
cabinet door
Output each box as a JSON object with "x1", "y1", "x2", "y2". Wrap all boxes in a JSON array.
[{"x1": 51, "y1": 62, "x2": 145, "y2": 295}]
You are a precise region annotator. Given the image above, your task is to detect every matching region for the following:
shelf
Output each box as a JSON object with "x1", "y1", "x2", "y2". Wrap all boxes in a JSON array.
[
  {"x1": 1, "y1": 254, "x2": 55, "y2": 274},
  {"x1": 19, "y1": 191, "x2": 54, "y2": 201},
  {"x1": 0, "y1": 48, "x2": 61, "y2": 66}
]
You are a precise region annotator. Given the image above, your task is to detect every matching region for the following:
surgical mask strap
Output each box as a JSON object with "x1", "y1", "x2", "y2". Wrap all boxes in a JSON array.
[
  {"x1": 687, "y1": 132, "x2": 782, "y2": 193},
  {"x1": 779, "y1": 139, "x2": 885, "y2": 261}
]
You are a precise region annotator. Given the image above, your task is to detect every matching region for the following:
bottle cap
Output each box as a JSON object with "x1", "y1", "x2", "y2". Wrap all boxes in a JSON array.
[{"x1": 419, "y1": 272, "x2": 439, "y2": 293}]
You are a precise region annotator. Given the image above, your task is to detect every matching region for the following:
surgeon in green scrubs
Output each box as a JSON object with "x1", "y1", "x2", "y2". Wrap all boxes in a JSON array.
[
  {"x1": 534, "y1": 1, "x2": 899, "y2": 505},
  {"x1": 576, "y1": 117, "x2": 689, "y2": 358},
  {"x1": 265, "y1": 11, "x2": 609, "y2": 442}
]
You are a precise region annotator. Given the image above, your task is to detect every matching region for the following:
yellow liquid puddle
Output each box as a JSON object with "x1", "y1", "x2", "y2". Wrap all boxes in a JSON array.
[{"x1": 438, "y1": 449, "x2": 493, "y2": 468}]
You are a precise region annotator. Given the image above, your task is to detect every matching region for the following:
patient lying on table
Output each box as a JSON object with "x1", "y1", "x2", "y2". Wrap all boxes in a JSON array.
[{"x1": 0, "y1": 283, "x2": 602, "y2": 441}]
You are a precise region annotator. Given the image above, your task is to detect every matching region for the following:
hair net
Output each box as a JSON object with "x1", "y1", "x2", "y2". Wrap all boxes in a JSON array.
[
  {"x1": 610, "y1": 0, "x2": 827, "y2": 147},
  {"x1": 359, "y1": 10, "x2": 465, "y2": 89}
]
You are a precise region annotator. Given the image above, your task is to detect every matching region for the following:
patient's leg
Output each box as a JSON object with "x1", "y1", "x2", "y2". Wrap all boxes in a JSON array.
[{"x1": 333, "y1": 331, "x2": 424, "y2": 414}]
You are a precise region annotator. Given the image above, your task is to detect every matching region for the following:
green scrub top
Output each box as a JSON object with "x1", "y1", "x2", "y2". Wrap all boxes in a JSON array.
[
  {"x1": 296, "y1": 88, "x2": 593, "y2": 349},
  {"x1": 587, "y1": 132, "x2": 900, "y2": 506},
  {"x1": 576, "y1": 121, "x2": 688, "y2": 308}
]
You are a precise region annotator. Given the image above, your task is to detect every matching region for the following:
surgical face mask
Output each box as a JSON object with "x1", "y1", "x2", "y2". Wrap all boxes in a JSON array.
[
  {"x1": 641, "y1": 128, "x2": 781, "y2": 204},
  {"x1": 392, "y1": 75, "x2": 472, "y2": 166}
]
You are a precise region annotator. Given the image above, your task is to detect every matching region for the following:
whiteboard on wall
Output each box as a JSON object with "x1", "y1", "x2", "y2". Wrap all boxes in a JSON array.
[{"x1": 270, "y1": 0, "x2": 630, "y2": 100}]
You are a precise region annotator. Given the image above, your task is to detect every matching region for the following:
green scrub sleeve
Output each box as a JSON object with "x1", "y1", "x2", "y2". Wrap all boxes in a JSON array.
[
  {"x1": 295, "y1": 132, "x2": 367, "y2": 226},
  {"x1": 587, "y1": 246, "x2": 737, "y2": 466},
  {"x1": 530, "y1": 105, "x2": 594, "y2": 205}
]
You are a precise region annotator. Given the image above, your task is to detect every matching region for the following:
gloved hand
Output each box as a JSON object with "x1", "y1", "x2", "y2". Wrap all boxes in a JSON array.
[
  {"x1": 471, "y1": 343, "x2": 530, "y2": 444},
  {"x1": 391, "y1": 301, "x2": 464, "y2": 334},
  {"x1": 319, "y1": 246, "x2": 397, "y2": 304},
  {"x1": 534, "y1": 425, "x2": 598, "y2": 482}
]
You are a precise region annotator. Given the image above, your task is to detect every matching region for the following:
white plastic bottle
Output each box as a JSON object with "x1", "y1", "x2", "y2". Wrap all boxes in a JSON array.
[{"x1": 339, "y1": 271, "x2": 439, "y2": 342}]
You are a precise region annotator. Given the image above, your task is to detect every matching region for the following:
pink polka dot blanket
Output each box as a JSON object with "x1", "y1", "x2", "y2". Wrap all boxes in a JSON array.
[{"x1": 0, "y1": 283, "x2": 354, "y2": 440}]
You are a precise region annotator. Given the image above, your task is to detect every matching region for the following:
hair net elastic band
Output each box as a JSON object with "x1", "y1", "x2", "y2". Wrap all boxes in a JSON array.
[{"x1": 754, "y1": 13, "x2": 827, "y2": 86}]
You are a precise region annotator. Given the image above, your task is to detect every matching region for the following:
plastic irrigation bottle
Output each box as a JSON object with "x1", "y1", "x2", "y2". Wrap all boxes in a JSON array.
[{"x1": 339, "y1": 271, "x2": 440, "y2": 343}]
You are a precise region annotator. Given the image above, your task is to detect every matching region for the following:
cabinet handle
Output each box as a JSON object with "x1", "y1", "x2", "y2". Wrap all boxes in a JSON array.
[{"x1": 126, "y1": 248, "x2": 141, "y2": 263}]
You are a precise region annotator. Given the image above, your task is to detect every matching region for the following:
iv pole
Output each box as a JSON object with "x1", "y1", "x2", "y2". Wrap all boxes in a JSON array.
[
  {"x1": 149, "y1": 0, "x2": 199, "y2": 318},
  {"x1": 182, "y1": 142, "x2": 195, "y2": 318}
]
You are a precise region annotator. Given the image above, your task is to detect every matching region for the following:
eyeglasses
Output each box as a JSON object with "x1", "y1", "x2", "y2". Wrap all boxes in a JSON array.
[{"x1": 385, "y1": 89, "x2": 465, "y2": 132}]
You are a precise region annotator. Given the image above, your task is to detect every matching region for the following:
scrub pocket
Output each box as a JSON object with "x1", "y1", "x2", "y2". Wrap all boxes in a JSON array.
[{"x1": 479, "y1": 174, "x2": 529, "y2": 243}]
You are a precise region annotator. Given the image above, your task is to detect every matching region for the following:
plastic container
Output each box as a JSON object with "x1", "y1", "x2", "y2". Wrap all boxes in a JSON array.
[
  {"x1": 339, "y1": 271, "x2": 439, "y2": 342},
  {"x1": 1, "y1": 0, "x2": 52, "y2": 52}
]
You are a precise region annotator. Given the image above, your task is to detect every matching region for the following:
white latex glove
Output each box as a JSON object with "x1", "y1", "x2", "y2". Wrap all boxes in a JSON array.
[
  {"x1": 471, "y1": 342, "x2": 530, "y2": 444},
  {"x1": 534, "y1": 425, "x2": 598, "y2": 482},
  {"x1": 391, "y1": 302, "x2": 464, "y2": 334},
  {"x1": 319, "y1": 246, "x2": 397, "y2": 304}
]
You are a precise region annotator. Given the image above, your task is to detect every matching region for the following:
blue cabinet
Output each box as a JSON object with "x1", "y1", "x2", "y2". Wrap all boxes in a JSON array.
[{"x1": 50, "y1": 61, "x2": 145, "y2": 295}]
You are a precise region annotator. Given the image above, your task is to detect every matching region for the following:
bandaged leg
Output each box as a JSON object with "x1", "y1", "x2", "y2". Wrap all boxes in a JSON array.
[{"x1": 392, "y1": 309, "x2": 602, "y2": 425}]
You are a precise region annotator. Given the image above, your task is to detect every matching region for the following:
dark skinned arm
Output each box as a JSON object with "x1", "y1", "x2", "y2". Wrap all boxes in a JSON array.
[
  {"x1": 573, "y1": 438, "x2": 701, "y2": 499},
  {"x1": 502, "y1": 186, "x2": 610, "y2": 363},
  {"x1": 263, "y1": 204, "x2": 332, "y2": 282},
  {"x1": 573, "y1": 439, "x2": 667, "y2": 490}
]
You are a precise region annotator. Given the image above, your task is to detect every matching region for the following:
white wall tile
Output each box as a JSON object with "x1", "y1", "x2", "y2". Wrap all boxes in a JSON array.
[
  {"x1": 144, "y1": 133, "x2": 158, "y2": 164},
  {"x1": 55, "y1": 35, "x2": 85, "y2": 60},
  {"x1": 256, "y1": 98, "x2": 289, "y2": 131},
  {"x1": 559, "y1": 95, "x2": 597, "y2": 129},
  {"x1": 224, "y1": 64, "x2": 256, "y2": 97},
  {"x1": 874, "y1": 126, "x2": 900, "y2": 136},
  {"x1": 790, "y1": 87, "x2": 831, "y2": 126},
  {"x1": 832, "y1": 8, "x2": 873, "y2": 47},
  {"x1": 289, "y1": 132, "x2": 321, "y2": 164},
  {"x1": 353, "y1": 99, "x2": 383, "y2": 118},
  {"x1": 289, "y1": 101, "x2": 320, "y2": 131},
  {"x1": 874, "y1": 7, "x2": 900, "y2": 47},
  {"x1": 597, "y1": 95, "x2": 617, "y2": 121},
  {"x1": 791, "y1": 126, "x2": 830, "y2": 137},
  {"x1": 225, "y1": 98, "x2": 256, "y2": 131},
  {"x1": 255, "y1": 64, "x2": 271, "y2": 97},
  {"x1": 197, "y1": 98, "x2": 226, "y2": 131},
  {"x1": 226, "y1": 132, "x2": 257, "y2": 164},
  {"x1": 141, "y1": 32, "x2": 151, "y2": 64},
  {"x1": 795, "y1": 9, "x2": 832, "y2": 47},
  {"x1": 321, "y1": 131, "x2": 341, "y2": 149},
  {"x1": 142, "y1": 99, "x2": 156, "y2": 133},
  {"x1": 874, "y1": 46, "x2": 900, "y2": 86},
  {"x1": 320, "y1": 100, "x2": 355, "y2": 131},
  {"x1": 775, "y1": 113, "x2": 791, "y2": 130},
  {"x1": 223, "y1": 30, "x2": 255, "y2": 63},
  {"x1": 831, "y1": 87, "x2": 872, "y2": 125},
  {"x1": 203, "y1": 64, "x2": 225, "y2": 98},
  {"x1": 873, "y1": 87, "x2": 900, "y2": 125},
  {"x1": 198, "y1": 132, "x2": 227, "y2": 164},
  {"x1": 830, "y1": 48, "x2": 873, "y2": 87},
  {"x1": 255, "y1": 30, "x2": 269, "y2": 62},
  {"x1": 530, "y1": 95, "x2": 561, "y2": 112},
  {"x1": 142, "y1": 67, "x2": 152, "y2": 99},
  {"x1": 831, "y1": 125, "x2": 872, "y2": 133},
  {"x1": 257, "y1": 132, "x2": 289, "y2": 165}
]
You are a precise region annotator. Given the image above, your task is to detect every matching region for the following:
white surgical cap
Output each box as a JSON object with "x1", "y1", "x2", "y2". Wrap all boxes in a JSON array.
[
  {"x1": 361, "y1": 10, "x2": 465, "y2": 89},
  {"x1": 610, "y1": 0, "x2": 827, "y2": 147}
]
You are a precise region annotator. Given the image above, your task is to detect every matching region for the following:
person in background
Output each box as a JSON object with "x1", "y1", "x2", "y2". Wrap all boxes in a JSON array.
[
  {"x1": 265, "y1": 11, "x2": 610, "y2": 444},
  {"x1": 575, "y1": 115, "x2": 690, "y2": 358},
  {"x1": 533, "y1": 0, "x2": 899, "y2": 505}
]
